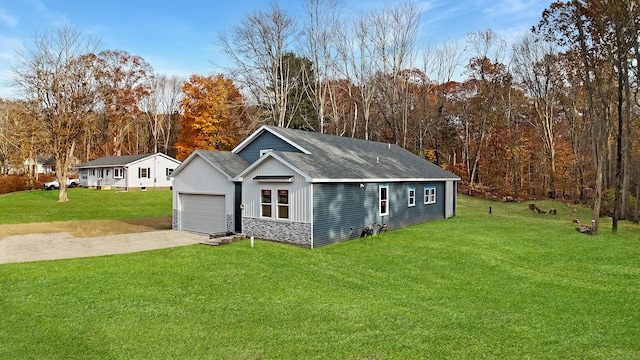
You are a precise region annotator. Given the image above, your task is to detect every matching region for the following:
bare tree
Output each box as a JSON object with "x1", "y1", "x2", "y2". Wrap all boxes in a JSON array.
[
  {"x1": 337, "y1": 9, "x2": 379, "y2": 140},
  {"x1": 372, "y1": 1, "x2": 421, "y2": 146},
  {"x1": 512, "y1": 33, "x2": 562, "y2": 198},
  {"x1": 301, "y1": 0, "x2": 344, "y2": 133},
  {"x1": 0, "y1": 100, "x2": 20, "y2": 175},
  {"x1": 218, "y1": 2, "x2": 298, "y2": 127},
  {"x1": 140, "y1": 74, "x2": 184, "y2": 154},
  {"x1": 465, "y1": 29, "x2": 507, "y2": 188},
  {"x1": 420, "y1": 41, "x2": 466, "y2": 164},
  {"x1": 0, "y1": 100, "x2": 47, "y2": 180},
  {"x1": 13, "y1": 24, "x2": 100, "y2": 202}
]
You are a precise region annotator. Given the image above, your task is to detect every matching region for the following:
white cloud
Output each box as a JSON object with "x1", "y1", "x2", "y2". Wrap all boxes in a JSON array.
[{"x1": 0, "y1": 9, "x2": 18, "y2": 28}]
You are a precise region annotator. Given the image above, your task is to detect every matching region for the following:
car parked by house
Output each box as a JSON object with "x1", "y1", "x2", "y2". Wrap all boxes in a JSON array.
[{"x1": 43, "y1": 178, "x2": 80, "y2": 190}]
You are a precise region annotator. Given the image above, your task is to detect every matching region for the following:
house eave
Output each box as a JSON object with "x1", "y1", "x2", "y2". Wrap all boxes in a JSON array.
[
  {"x1": 309, "y1": 177, "x2": 461, "y2": 183},
  {"x1": 171, "y1": 150, "x2": 235, "y2": 181},
  {"x1": 234, "y1": 152, "x2": 313, "y2": 182}
]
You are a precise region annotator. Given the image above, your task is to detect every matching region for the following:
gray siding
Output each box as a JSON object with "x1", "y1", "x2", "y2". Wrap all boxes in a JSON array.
[
  {"x1": 312, "y1": 181, "x2": 447, "y2": 247},
  {"x1": 387, "y1": 182, "x2": 446, "y2": 228},
  {"x1": 236, "y1": 131, "x2": 301, "y2": 163},
  {"x1": 313, "y1": 183, "x2": 372, "y2": 247}
]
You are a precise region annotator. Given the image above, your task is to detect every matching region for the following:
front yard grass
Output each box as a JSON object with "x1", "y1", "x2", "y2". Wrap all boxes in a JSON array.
[
  {"x1": 0, "y1": 194, "x2": 639, "y2": 359},
  {"x1": 0, "y1": 188, "x2": 172, "y2": 224}
]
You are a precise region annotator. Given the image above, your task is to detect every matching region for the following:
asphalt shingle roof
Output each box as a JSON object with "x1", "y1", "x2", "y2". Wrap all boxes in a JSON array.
[
  {"x1": 263, "y1": 126, "x2": 459, "y2": 181},
  {"x1": 196, "y1": 150, "x2": 248, "y2": 178},
  {"x1": 77, "y1": 154, "x2": 152, "y2": 168}
]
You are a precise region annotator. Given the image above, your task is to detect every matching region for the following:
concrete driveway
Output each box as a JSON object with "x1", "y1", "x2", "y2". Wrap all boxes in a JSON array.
[{"x1": 0, "y1": 230, "x2": 207, "y2": 264}]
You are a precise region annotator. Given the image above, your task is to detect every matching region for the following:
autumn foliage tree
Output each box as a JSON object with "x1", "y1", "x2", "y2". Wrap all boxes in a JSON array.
[
  {"x1": 13, "y1": 24, "x2": 100, "y2": 202},
  {"x1": 92, "y1": 50, "x2": 154, "y2": 156},
  {"x1": 174, "y1": 74, "x2": 245, "y2": 161}
]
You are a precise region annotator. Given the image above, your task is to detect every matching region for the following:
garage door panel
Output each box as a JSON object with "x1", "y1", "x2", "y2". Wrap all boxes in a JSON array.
[{"x1": 180, "y1": 194, "x2": 225, "y2": 235}]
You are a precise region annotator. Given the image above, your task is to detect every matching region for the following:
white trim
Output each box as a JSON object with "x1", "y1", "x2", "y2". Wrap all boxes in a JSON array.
[
  {"x1": 78, "y1": 153, "x2": 178, "y2": 169},
  {"x1": 310, "y1": 177, "x2": 460, "y2": 183},
  {"x1": 276, "y1": 189, "x2": 289, "y2": 220},
  {"x1": 260, "y1": 149, "x2": 273, "y2": 157},
  {"x1": 424, "y1": 186, "x2": 437, "y2": 205},
  {"x1": 177, "y1": 190, "x2": 228, "y2": 196},
  {"x1": 379, "y1": 184, "x2": 389, "y2": 216},
  {"x1": 408, "y1": 187, "x2": 416, "y2": 207},
  {"x1": 235, "y1": 152, "x2": 313, "y2": 182},
  {"x1": 170, "y1": 150, "x2": 235, "y2": 181}
]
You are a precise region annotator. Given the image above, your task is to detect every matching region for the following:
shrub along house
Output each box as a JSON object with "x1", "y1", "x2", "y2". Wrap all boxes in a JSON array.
[
  {"x1": 171, "y1": 125, "x2": 460, "y2": 248},
  {"x1": 77, "y1": 153, "x2": 181, "y2": 191}
]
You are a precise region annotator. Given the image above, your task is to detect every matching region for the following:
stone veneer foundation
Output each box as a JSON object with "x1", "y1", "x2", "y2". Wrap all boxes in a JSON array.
[
  {"x1": 226, "y1": 214, "x2": 234, "y2": 234},
  {"x1": 243, "y1": 218, "x2": 311, "y2": 247}
]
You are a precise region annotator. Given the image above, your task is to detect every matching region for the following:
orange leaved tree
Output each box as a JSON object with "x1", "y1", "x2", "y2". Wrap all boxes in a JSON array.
[{"x1": 174, "y1": 74, "x2": 245, "y2": 161}]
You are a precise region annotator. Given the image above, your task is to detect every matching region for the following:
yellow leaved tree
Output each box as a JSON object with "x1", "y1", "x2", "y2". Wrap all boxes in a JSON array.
[{"x1": 174, "y1": 74, "x2": 245, "y2": 161}]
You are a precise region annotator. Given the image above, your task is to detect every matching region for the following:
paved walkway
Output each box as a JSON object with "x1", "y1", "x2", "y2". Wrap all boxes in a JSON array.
[{"x1": 0, "y1": 230, "x2": 207, "y2": 264}]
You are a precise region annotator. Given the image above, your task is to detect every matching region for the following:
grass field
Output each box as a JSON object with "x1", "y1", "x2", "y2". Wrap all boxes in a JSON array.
[
  {"x1": 0, "y1": 191, "x2": 639, "y2": 359},
  {"x1": 0, "y1": 188, "x2": 172, "y2": 224}
]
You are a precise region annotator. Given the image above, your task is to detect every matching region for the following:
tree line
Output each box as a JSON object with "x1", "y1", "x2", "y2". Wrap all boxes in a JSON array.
[{"x1": 0, "y1": 0, "x2": 638, "y2": 232}]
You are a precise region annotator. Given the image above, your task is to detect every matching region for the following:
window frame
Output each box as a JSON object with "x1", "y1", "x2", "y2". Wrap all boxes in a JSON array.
[
  {"x1": 408, "y1": 187, "x2": 416, "y2": 207},
  {"x1": 277, "y1": 189, "x2": 289, "y2": 220},
  {"x1": 424, "y1": 186, "x2": 436, "y2": 205},
  {"x1": 139, "y1": 167, "x2": 150, "y2": 178},
  {"x1": 260, "y1": 189, "x2": 273, "y2": 218},
  {"x1": 379, "y1": 184, "x2": 389, "y2": 216},
  {"x1": 114, "y1": 168, "x2": 124, "y2": 179}
]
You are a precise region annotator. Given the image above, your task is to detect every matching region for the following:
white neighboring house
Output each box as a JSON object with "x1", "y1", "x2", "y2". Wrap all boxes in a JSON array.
[
  {"x1": 24, "y1": 156, "x2": 56, "y2": 175},
  {"x1": 77, "y1": 153, "x2": 181, "y2": 191}
]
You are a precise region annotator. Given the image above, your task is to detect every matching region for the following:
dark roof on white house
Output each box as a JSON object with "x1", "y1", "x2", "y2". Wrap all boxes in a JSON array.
[
  {"x1": 77, "y1": 153, "x2": 180, "y2": 168},
  {"x1": 248, "y1": 126, "x2": 460, "y2": 181}
]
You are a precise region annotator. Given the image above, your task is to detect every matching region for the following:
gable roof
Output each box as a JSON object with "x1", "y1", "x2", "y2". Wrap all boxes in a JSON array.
[
  {"x1": 77, "y1": 153, "x2": 180, "y2": 168},
  {"x1": 237, "y1": 125, "x2": 460, "y2": 182},
  {"x1": 171, "y1": 150, "x2": 248, "y2": 180}
]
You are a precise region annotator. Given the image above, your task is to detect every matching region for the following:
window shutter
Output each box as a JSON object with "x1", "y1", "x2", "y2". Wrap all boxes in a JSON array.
[{"x1": 138, "y1": 168, "x2": 141, "y2": 178}]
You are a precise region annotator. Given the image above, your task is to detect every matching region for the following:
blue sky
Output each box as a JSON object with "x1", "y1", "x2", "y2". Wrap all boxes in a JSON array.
[{"x1": 0, "y1": 0, "x2": 553, "y2": 99}]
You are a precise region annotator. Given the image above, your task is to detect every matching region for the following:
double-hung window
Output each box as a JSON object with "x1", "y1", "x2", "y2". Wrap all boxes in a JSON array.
[
  {"x1": 114, "y1": 168, "x2": 124, "y2": 178},
  {"x1": 261, "y1": 189, "x2": 290, "y2": 219},
  {"x1": 424, "y1": 187, "x2": 436, "y2": 204},
  {"x1": 261, "y1": 190, "x2": 272, "y2": 217},
  {"x1": 408, "y1": 188, "x2": 416, "y2": 207},
  {"x1": 139, "y1": 167, "x2": 150, "y2": 178},
  {"x1": 277, "y1": 190, "x2": 289, "y2": 219},
  {"x1": 379, "y1": 185, "x2": 389, "y2": 216}
]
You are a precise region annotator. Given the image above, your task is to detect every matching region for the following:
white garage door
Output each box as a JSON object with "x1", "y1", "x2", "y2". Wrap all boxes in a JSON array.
[{"x1": 180, "y1": 194, "x2": 226, "y2": 235}]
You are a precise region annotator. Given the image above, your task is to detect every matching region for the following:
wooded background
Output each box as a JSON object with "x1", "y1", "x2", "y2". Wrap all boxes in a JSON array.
[{"x1": 1, "y1": 0, "x2": 638, "y2": 230}]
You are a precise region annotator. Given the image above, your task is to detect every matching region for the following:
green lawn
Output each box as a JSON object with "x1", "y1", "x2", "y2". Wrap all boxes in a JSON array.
[
  {"x1": 0, "y1": 188, "x2": 172, "y2": 223},
  {"x1": 0, "y1": 194, "x2": 639, "y2": 359}
]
